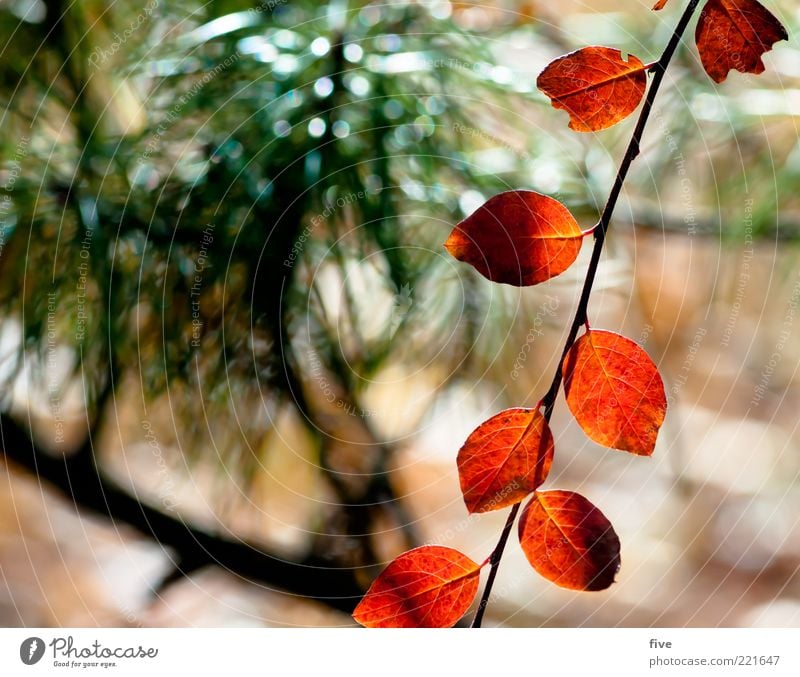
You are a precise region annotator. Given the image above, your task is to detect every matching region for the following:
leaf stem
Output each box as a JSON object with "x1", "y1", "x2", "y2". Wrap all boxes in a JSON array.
[
  {"x1": 471, "y1": 502, "x2": 520, "y2": 627},
  {"x1": 471, "y1": 0, "x2": 702, "y2": 627}
]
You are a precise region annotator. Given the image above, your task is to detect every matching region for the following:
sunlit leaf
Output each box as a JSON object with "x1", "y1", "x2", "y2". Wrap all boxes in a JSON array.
[
  {"x1": 457, "y1": 408, "x2": 554, "y2": 514},
  {"x1": 536, "y1": 46, "x2": 648, "y2": 132},
  {"x1": 695, "y1": 0, "x2": 788, "y2": 83},
  {"x1": 444, "y1": 190, "x2": 584, "y2": 286},
  {"x1": 562, "y1": 329, "x2": 666, "y2": 456},
  {"x1": 352, "y1": 545, "x2": 482, "y2": 628},
  {"x1": 518, "y1": 490, "x2": 620, "y2": 591}
]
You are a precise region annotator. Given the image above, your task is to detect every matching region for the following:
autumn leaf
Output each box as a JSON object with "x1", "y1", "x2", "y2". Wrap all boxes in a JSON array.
[
  {"x1": 444, "y1": 190, "x2": 584, "y2": 286},
  {"x1": 352, "y1": 545, "x2": 482, "y2": 628},
  {"x1": 695, "y1": 0, "x2": 788, "y2": 83},
  {"x1": 457, "y1": 408, "x2": 554, "y2": 514},
  {"x1": 537, "y1": 46, "x2": 648, "y2": 132},
  {"x1": 652, "y1": 0, "x2": 669, "y2": 9},
  {"x1": 562, "y1": 329, "x2": 666, "y2": 456},
  {"x1": 518, "y1": 490, "x2": 620, "y2": 591}
]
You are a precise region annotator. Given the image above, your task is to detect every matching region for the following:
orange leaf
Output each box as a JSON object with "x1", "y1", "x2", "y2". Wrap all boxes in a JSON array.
[
  {"x1": 457, "y1": 408, "x2": 554, "y2": 514},
  {"x1": 352, "y1": 545, "x2": 481, "y2": 628},
  {"x1": 518, "y1": 491, "x2": 621, "y2": 591},
  {"x1": 652, "y1": 0, "x2": 669, "y2": 9},
  {"x1": 695, "y1": 0, "x2": 788, "y2": 83},
  {"x1": 562, "y1": 329, "x2": 666, "y2": 456},
  {"x1": 444, "y1": 190, "x2": 584, "y2": 286},
  {"x1": 537, "y1": 47, "x2": 648, "y2": 132}
]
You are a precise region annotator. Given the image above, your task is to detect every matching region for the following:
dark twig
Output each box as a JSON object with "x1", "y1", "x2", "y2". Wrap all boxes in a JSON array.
[{"x1": 0, "y1": 413, "x2": 364, "y2": 614}]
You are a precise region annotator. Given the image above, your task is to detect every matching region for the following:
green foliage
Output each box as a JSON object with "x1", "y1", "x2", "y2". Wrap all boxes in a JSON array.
[
  {"x1": 1, "y1": 0, "x2": 796, "y2": 461},
  {"x1": 0, "y1": 0, "x2": 531, "y2": 422}
]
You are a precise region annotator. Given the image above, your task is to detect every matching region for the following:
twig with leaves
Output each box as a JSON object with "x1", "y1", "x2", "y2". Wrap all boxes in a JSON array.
[{"x1": 352, "y1": 0, "x2": 787, "y2": 628}]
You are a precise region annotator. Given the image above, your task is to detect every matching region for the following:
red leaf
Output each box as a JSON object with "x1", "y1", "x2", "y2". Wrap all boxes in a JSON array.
[
  {"x1": 695, "y1": 0, "x2": 788, "y2": 83},
  {"x1": 352, "y1": 545, "x2": 482, "y2": 628},
  {"x1": 537, "y1": 47, "x2": 648, "y2": 132},
  {"x1": 652, "y1": 0, "x2": 669, "y2": 9},
  {"x1": 457, "y1": 408, "x2": 554, "y2": 514},
  {"x1": 518, "y1": 490, "x2": 620, "y2": 591},
  {"x1": 444, "y1": 190, "x2": 584, "y2": 286},
  {"x1": 562, "y1": 329, "x2": 666, "y2": 456}
]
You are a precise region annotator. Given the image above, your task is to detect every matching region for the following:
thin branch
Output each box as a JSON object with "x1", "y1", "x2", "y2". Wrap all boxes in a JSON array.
[
  {"x1": 0, "y1": 413, "x2": 364, "y2": 614},
  {"x1": 472, "y1": 0, "x2": 702, "y2": 627},
  {"x1": 471, "y1": 502, "x2": 519, "y2": 627}
]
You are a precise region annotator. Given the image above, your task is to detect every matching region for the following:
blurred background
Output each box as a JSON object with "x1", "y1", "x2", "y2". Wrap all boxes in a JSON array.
[{"x1": 0, "y1": 0, "x2": 799, "y2": 627}]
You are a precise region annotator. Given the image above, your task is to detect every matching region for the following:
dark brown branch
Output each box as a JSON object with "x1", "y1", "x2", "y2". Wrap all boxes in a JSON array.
[
  {"x1": 0, "y1": 413, "x2": 364, "y2": 615},
  {"x1": 472, "y1": 0, "x2": 703, "y2": 627},
  {"x1": 470, "y1": 502, "x2": 519, "y2": 628}
]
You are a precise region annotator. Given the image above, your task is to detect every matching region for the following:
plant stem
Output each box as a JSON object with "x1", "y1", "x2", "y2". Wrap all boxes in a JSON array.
[
  {"x1": 471, "y1": 502, "x2": 520, "y2": 627},
  {"x1": 471, "y1": 0, "x2": 702, "y2": 627}
]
